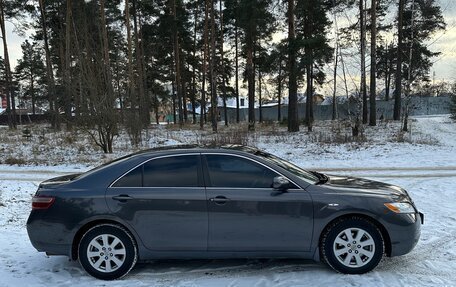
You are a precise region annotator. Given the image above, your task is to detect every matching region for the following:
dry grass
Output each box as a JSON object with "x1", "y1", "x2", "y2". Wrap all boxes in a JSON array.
[{"x1": 0, "y1": 118, "x2": 441, "y2": 166}]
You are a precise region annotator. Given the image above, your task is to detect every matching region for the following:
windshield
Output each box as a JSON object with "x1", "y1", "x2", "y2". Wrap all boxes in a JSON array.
[{"x1": 254, "y1": 151, "x2": 319, "y2": 184}]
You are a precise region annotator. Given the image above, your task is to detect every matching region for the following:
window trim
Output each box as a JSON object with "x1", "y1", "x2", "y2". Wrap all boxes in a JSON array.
[
  {"x1": 202, "y1": 153, "x2": 303, "y2": 190},
  {"x1": 109, "y1": 153, "x2": 203, "y2": 188}
]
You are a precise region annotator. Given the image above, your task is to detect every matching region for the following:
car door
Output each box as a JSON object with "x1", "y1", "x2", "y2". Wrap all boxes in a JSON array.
[
  {"x1": 203, "y1": 153, "x2": 313, "y2": 252},
  {"x1": 106, "y1": 153, "x2": 208, "y2": 251}
]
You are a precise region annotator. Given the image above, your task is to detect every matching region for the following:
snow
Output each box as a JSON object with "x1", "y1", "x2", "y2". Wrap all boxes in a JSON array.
[{"x1": 0, "y1": 115, "x2": 456, "y2": 286}]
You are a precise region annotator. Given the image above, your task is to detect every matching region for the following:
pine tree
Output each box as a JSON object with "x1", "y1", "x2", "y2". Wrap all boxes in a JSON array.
[
  {"x1": 393, "y1": 0, "x2": 445, "y2": 121},
  {"x1": 15, "y1": 40, "x2": 46, "y2": 115},
  {"x1": 296, "y1": 0, "x2": 333, "y2": 132},
  {"x1": 237, "y1": 0, "x2": 275, "y2": 131}
]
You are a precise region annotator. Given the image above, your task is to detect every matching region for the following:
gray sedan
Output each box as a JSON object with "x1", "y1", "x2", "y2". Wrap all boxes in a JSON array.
[{"x1": 27, "y1": 145, "x2": 423, "y2": 280}]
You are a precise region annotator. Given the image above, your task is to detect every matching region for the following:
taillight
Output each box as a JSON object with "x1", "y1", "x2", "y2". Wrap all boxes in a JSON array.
[{"x1": 32, "y1": 196, "x2": 55, "y2": 210}]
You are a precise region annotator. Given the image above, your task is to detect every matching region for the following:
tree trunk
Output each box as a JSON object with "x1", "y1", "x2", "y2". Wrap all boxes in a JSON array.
[
  {"x1": 385, "y1": 43, "x2": 390, "y2": 101},
  {"x1": 64, "y1": 0, "x2": 72, "y2": 129},
  {"x1": 360, "y1": 0, "x2": 368, "y2": 124},
  {"x1": 172, "y1": 80, "x2": 177, "y2": 124},
  {"x1": 304, "y1": 8, "x2": 313, "y2": 132},
  {"x1": 125, "y1": 0, "x2": 136, "y2": 125},
  {"x1": 277, "y1": 55, "x2": 282, "y2": 122},
  {"x1": 258, "y1": 66, "x2": 263, "y2": 123},
  {"x1": 287, "y1": 0, "x2": 299, "y2": 132},
  {"x1": 332, "y1": 44, "x2": 338, "y2": 120},
  {"x1": 100, "y1": 0, "x2": 113, "y2": 99},
  {"x1": 247, "y1": 38, "x2": 255, "y2": 131},
  {"x1": 235, "y1": 22, "x2": 240, "y2": 123},
  {"x1": 38, "y1": 0, "x2": 58, "y2": 129},
  {"x1": 30, "y1": 72, "x2": 36, "y2": 115},
  {"x1": 200, "y1": 0, "x2": 209, "y2": 130},
  {"x1": 369, "y1": 0, "x2": 377, "y2": 126},
  {"x1": 306, "y1": 62, "x2": 313, "y2": 132},
  {"x1": 0, "y1": 0, "x2": 16, "y2": 129},
  {"x1": 220, "y1": 0, "x2": 228, "y2": 126},
  {"x1": 210, "y1": 0, "x2": 217, "y2": 132},
  {"x1": 132, "y1": 0, "x2": 148, "y2": 126},
  {"x1": 191, "y1": 3, "x2": 199, "y2": 125},
  {"x1": 182, "y1": 75, "x2": 187, "y2": 123},
  {"x1": 171, "y1": 0, "x2": 183, "y2": 127},
  {"x1": 394, "y1": 0, "x2": 404, "y2": 120},
  {"x1": 403, "y1": 0, "x2": 416, "y2": 132}
]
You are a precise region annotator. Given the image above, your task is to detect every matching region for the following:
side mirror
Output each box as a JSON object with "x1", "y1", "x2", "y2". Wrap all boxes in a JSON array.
[{"x1": 271, "y1": 176, "x2": 290, "y2": 196}]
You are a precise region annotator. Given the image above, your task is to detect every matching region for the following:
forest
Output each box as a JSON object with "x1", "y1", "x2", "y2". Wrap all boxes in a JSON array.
[{"x1": 0, "y1": 0, "x2": 450, "y2": 153}]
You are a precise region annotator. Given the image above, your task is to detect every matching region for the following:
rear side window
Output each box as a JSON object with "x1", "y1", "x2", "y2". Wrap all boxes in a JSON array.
[
  {"x1": 143, "y1": 155, "x2": 199, "y2": 187},
  {"x1": 205, "y1": 155, "x2": 279, "y2": 188},
  {"x1": 112, "y1": 166, "x2": 142, "y2": 187}
]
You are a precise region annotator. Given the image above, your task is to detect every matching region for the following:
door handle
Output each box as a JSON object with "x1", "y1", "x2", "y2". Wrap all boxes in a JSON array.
[
  {"x1": 112, "y1": 194, "x2": 134, "y2": 202},
  {"x1": 209, "y1": 196, "x2": 230, "y2": 204}
]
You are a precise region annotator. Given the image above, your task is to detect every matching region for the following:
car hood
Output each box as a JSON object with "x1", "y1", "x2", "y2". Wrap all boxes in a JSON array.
[{"x1": 322, "y1": 174, "x2": 410, "y2": 200}]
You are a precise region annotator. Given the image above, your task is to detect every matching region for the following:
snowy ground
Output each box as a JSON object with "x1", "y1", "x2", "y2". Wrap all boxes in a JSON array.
[{"x1": 0, "y1": 115, "x2": 455, "y2": 286}]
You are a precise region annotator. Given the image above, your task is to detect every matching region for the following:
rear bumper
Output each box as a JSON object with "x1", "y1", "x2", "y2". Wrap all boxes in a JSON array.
[
  {"x1": 387, "y1": 212, "x2": 422, "y2": 257},
  {"x1": 26, "y1": 212, "x2": 72, "y2": 256}
]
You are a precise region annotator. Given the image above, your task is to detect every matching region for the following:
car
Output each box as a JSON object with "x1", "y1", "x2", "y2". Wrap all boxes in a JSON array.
[{"x1": 27, "y1": 145, "x2": 423, "y2": 280}]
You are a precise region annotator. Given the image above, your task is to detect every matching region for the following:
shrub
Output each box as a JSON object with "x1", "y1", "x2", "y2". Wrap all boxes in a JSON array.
[{"x1": 4, "y1": 157, "x2": 27, "y2": 165}]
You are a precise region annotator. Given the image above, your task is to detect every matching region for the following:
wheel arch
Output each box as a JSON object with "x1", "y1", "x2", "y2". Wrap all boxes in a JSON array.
[
  {"x1": 318, "y1": 213, "x2": 392, "y2": 257},
  {"x1": 71, "y1": 219, "x2": 139, "y2": 260}
]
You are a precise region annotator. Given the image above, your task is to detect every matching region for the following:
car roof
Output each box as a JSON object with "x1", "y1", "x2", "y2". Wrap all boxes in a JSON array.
[{"x1": 131, "y1": 144, "x2": 263, "y2": 157}]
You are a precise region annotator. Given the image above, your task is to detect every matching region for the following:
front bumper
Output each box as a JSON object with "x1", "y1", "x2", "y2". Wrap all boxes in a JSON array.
[{"x1": 387, "y1": 211, "x2": 422, "y2": 257}]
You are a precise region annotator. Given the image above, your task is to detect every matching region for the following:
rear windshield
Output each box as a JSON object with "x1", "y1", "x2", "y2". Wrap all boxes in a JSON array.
[{"x1": 75, "y1": 153, "x2": 135, "y2": 180}]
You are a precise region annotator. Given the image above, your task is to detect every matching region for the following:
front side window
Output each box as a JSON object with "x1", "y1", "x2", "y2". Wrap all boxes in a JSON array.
[
  {"x1": 143, "y1": 155, "x2": 199, "y2": 187},
  {"x1": 205, "y1": 155, "x2": 278, "y2": 188}
]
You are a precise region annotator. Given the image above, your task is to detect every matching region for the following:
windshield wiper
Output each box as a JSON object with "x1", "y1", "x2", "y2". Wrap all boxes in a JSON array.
[{"x1": 310, "y1": 171, "x2": 329, "y2": 185}]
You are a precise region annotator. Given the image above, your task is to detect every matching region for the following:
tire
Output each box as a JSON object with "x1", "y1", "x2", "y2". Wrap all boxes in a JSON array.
[
  {"x1": 78, "y1": 224, "x2": 138, "y2": 280},
  {"x1": 321, "y1": 216, "x2": 384, "y2": 274}
]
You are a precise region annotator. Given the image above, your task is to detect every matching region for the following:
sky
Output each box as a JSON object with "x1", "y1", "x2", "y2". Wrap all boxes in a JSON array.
[
  {"x1": 2, "y1": 0, "x2": 456, "y2": 97},
  {"x1": 427, "y1": 0, "x2": 456, "y2": 83}
]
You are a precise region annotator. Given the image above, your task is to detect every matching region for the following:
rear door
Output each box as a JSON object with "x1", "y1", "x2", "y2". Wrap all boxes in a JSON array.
[
  {"x1": 106, "y1": 153, "x2": 208, "y2": 251},
  {"x1": 203, "y1": 153, "x2": 314, "y2": 252}
]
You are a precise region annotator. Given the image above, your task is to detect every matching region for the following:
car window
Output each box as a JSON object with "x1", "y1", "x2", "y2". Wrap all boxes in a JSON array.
[
  {"x1": 143, "y1": 155, "x2": 199, "y2": 187},
  {"x1": 205, "y1": 155, "x2": 279, "y2": 188},
  {"x1": 112, "y1": 166, "x2": 143, "y2": 187},
  {"x1": 254, "y1": 152, "x2": 318, "y2": 184}
]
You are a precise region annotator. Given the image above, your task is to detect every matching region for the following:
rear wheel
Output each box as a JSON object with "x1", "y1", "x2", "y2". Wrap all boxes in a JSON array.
[
  {"x1": 321, "y1": 217, "x2": 384, "y2": 274},
  {"x1": 78, "y1": 224, "x2": 137, "y2": 280}
]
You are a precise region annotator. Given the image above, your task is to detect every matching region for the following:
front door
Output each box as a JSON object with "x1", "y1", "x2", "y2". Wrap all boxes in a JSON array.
[
  {"x1": 106, "y1": 154, "x2": 207, "y2": 251},
  {"x1": 203, "y1": 154, "x2": 314, "y2": 252}
]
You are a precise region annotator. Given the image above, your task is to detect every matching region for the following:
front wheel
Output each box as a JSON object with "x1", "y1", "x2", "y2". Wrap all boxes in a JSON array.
[
  {"x1": 321, "y1": 216, "x2": 384, "y2": 274},
  {"x1": 78, "y1": 224, "x2": 138, "y2": 280}
]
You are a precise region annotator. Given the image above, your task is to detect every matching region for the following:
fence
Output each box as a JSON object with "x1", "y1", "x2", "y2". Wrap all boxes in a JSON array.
[
  {"x1": 0, "y1": 96, "x2": 451, "y2": 125},
  {"x1": 222, "y1": 96, "x2": 452, "y2": 122}
]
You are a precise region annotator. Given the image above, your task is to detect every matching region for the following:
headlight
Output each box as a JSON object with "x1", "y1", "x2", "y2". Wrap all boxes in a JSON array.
[{"x1": 384, "y1": 202, "x2": 415, "y2": 214}]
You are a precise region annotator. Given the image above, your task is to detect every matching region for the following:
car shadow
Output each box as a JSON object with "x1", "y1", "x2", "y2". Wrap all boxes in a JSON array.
[{"x1": 130, "y1": 258, "x2": 326, "y2": 277}]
